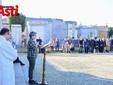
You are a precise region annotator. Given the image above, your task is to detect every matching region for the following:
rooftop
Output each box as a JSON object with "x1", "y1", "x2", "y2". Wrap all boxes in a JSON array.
[{"x1": 26, "y1": 17, "x2": 53, "y2": 22}]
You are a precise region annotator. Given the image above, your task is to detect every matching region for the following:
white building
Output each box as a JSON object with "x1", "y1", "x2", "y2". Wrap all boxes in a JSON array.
[
  {"x1": 65, "y1": 21, "x2": 77, "y2": 39},
  {"x1": 2, "y1": 18, "x2": 22, "y2": 47},
  {"x1": 26, "y1": 17, "x2": 67, "y2": 44},
  {"x1": 78, "y1": 25, "x2": 98, "y2": 38},
  {"x1": 11, "y1": 25, "x2": 22, "y2": 47}
]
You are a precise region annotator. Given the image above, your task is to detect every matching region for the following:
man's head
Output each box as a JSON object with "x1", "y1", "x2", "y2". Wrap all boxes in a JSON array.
[
  {"x1": 0, "y1": 28, "x2": 10, "y2": 40},
  {"x1": 29, "y1": 31, "x2": 37, "y2": 39}
]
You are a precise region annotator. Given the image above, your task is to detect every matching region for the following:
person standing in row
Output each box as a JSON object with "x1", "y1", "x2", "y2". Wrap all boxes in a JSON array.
[
  {"x1": 0, "y1": 28, "x2": 17, "y2": 85},
  {"x1": 64, "y1": 37, "x2": 69, "y2": 53},
  {"x1": 110, "y1": 37, "x2": 113, "y2": 50},
  {"x1": 83, "y1": 39, "x2": 89, "y2": 53},
  {"x1": 95, "y1": 38, "x2": 99, "y2": 53},
  {"x1": 89, "y1": 38, "x2": 95, "y2": 53},
  {"x1": 69, "y1": 43, "x2": 75, "y2": 53},
  {"x1": 79, "y1": 38, "x2": 83, "y2": 53},
  {"x1": 55, "y1": 38, "x2": 60, "y2": 52},
  {"x1": 99, "y1": 38, "x2": 105, "y2": 53},
  {"x1": 27, "y1": 32, "x2": 38, "y2": 84},
  {"x1": 105, "y1": 38, "x2": 110, "y2": 52}
]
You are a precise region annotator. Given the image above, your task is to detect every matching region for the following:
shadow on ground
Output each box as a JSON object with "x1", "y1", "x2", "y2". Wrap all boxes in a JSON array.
[
  {"x1": 35, "y1": 61, "x2": 113, "y2": 85},
  {"x1": 19, "y1": 53, "x2": 113, "y2": 85}
]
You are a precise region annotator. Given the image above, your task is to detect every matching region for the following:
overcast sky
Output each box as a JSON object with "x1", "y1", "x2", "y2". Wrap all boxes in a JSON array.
[{"x1": 2, "y1": 0, "x2": 113, "y2": 26}]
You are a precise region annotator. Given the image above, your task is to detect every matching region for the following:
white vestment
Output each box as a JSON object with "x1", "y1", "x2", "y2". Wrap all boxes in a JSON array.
[{"x1": 0, "y1": 36, "x2": 17, "y2": 85}]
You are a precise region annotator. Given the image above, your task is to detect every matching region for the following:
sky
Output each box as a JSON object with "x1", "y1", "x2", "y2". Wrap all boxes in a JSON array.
[{"x1": 2, "y1": 0, "x2": 113, "y2": 26}]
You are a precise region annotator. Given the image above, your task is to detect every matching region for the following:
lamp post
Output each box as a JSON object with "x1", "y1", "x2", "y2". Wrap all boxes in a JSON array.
[{"x1": 0, "y1": 0, "x2": 2, "y2": 30}]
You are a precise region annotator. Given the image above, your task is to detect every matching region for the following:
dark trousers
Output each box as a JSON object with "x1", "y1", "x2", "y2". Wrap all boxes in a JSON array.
[
  {"x1": 14, "y1": 57, "x2": 20, "y2": 63},
  {"x1": 95, "y1": 47, "x2": 99, "y2": 53},
  {"x1": 84, "y1": 47, "x2": 88, "y2": 53},
  {"x1": 90, "y1": 46, "x2": 94, "y2": 53},
  {"x1": 70, "y1": 47, "x2": 75, "y2": 53},
  {"x1": 55, "y1": 46, "x2": 59, "y2": 52},
  {"x1": 13, "y1": 57, "x2": 24, "y2": 64},
  {"x1": 27, "y1": 57, "x2": 36, "y2": 80},
  {"x1": 79, "y1": 46, "x2": 83, "y2": 53},
  {"x1": 99, "y1": 46, "x2": 104, "y2": 53}
]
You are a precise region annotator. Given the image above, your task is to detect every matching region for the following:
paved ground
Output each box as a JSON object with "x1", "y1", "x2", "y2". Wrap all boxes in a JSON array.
[
  {"x1": 15, "y1": 63, "x2": 26, "y2": 85},
  {"x1": 19, "y1": 53, "x2": 113, "y2": 85}
]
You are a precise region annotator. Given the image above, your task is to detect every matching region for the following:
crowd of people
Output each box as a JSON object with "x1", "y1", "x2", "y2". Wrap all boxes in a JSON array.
[
  {"x1": 48, "y1": 37, "x2": 113, "y2": 54},
  {"x1": 1, "y1": 27, "x2": 113, "y2": 85}
]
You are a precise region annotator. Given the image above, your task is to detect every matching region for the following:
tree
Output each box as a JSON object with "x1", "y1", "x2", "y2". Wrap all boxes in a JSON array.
[
  {"x1": 9, "y1": 13, "x2": 26, "y2": 32},
  {"x1": 108, "y1": 27, "x2": 113, "y2": 38}
]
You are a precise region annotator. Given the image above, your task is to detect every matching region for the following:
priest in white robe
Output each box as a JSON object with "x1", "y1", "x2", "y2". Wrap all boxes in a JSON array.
[{"x1": 0, "y1": 28, "x2": 17, "y2": 85}]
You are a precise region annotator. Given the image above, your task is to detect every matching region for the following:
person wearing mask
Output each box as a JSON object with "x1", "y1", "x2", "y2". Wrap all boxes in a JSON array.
[
  {"x1": 27, "y1": 32, "x2": 38, "y2": 84},
  {"x1": 0, "y1": 28, "x2": 17, "y2": 85}
]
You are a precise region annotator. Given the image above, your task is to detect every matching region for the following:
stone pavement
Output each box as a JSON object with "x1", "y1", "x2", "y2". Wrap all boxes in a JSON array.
[
  {"x1": 17, "y1": 53, "x2": 113, "y2": 85},
  {"x1": 14, "y1": 63, "x2": 26, "y2": 85}
]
